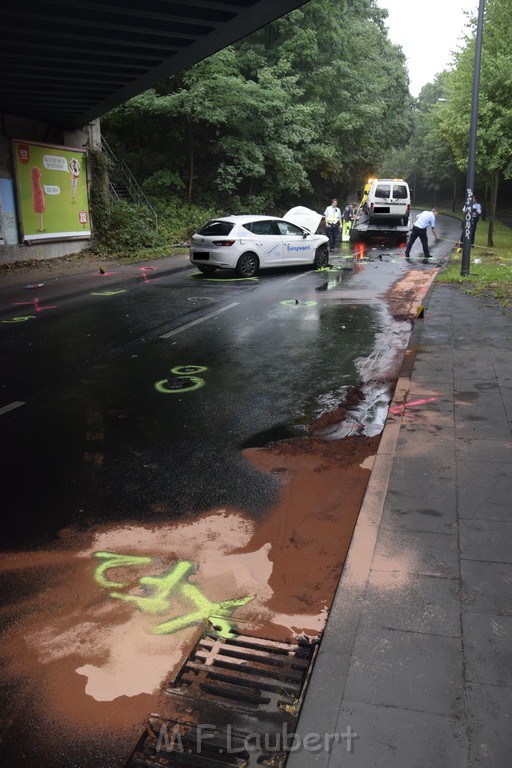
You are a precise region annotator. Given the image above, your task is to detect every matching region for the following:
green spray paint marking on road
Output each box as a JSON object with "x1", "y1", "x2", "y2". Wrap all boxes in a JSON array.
[
  {"x1": 280, "y1": 300, "x2": 317, "y2": 307},
  {"x1": 189, "y1": 274, "x2": 257, "y2": 282},
  {"x1": 2, "y1": 315, "x2": 36, "y2": 323},
  {"x1": 91, "y1": 290, "x2": 127, "y2": 296},
  {"x1": 171, "y1": 365, "x2": 207, "y2": 375},
  {"x1": 94, "y1": 551, "x2": 153, "y2": 588},
  {"x1": 155, "y1": 364, "x2": 208, "y2": 394},
  {"x1": 155, "y1": 376, "x2": 205, "y2": 394},
  {"x1": 110, "y1": 560, "x2": 195, "y2": 614},
  {"x1": 93, "y1": 552, "x2": 254, "y2": 638},
  {"x1": 154, "y1": 584, "x2": 254, "y2": 636}
]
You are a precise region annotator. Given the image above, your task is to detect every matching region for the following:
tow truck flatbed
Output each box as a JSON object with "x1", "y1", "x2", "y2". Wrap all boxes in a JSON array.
[{"x1": 349, "y1": 211, "x2": 411, "y2": 243}]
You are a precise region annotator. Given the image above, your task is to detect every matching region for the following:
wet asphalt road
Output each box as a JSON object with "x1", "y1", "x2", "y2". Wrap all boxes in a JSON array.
[
  {"x1": 0, "y1": 226, "x2": 459, "y2": 551},
  {"x1": 0, "y1": 217, "x2": 463, "y2": 768}
]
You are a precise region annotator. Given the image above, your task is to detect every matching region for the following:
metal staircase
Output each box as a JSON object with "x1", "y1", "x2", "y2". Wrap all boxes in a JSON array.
[{"x1": 101, "y1": 136, "x2": 158, "y2": 230}]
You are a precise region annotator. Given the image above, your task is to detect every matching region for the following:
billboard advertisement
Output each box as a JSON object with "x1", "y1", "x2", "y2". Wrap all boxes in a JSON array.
[
  {"x1": 12, "y1": 140, "x2": 91, "y2": 242},
  {"x1": 0, "y1": 178, "x2": 20, "y2": 245}
]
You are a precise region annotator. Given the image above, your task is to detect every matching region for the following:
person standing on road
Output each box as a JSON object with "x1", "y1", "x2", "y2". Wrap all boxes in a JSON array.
[
  {"x1": 404, "y1": 207, "x2": 440, "y2": 260},
  {"x1": 342, "y1": 202, "x2": 356, "y2": 241},
  {"x1": 323, "y1": 198, "x2": 342, "y2": 251}
]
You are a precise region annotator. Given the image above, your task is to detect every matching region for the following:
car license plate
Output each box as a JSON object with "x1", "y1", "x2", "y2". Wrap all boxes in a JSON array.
[{"x1": 193, "y1": 252, "x2": 209, "y2": 260}]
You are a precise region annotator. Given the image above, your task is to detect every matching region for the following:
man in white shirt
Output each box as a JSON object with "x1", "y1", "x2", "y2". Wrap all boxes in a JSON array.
[
  {"x1": 323, "y1": 198, "x2": 342, "y2": 251},
  {"x1": 405, "y1": 207, "x2": 440, "y2": 260}
]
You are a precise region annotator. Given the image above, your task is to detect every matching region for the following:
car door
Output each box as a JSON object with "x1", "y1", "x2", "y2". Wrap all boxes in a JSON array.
[
  {"x1": 241, "y1": 220, "x2": 283, "y2": 266},
  {"x1": 277, "y1": 220, "x2": 315, "y2": 264}
]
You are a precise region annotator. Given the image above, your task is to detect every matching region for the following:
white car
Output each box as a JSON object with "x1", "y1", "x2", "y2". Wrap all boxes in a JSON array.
[{"x1": 190, "y1": 207, "x2": 329, "y2": 277}]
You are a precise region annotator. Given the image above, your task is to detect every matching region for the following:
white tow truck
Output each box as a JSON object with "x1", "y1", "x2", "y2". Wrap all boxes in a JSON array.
[{"x1": 349, "y1": 178, "x2": 412, "y2": 244}]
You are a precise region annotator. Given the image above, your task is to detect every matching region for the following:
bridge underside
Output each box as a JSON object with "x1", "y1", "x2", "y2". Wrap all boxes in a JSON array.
[{"x1": 0, "y1": 0, "x2": 307, "y2": 128}]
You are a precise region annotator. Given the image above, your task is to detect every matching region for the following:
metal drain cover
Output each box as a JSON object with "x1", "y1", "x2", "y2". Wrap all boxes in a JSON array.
[{"x1": 124, "y1": 631, "x2": 318, "y2": 768}]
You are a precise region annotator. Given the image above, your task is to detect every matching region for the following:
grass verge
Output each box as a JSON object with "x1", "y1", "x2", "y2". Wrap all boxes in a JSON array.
[{"x1": 437, "y1": 214, "x2": 512, "y2": 309}]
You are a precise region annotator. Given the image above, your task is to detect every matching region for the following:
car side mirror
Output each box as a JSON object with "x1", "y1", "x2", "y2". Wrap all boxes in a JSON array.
[{"x1": 303, "y1": 232, "x2": 307, "y2": 238}]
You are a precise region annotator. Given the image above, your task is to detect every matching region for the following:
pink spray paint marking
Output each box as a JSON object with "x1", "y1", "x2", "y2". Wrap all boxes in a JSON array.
[
  {"x1": 389, "y1": 396, "x2": 439, "y2": 415},
  {"x1": 138, "y1": 266, "x2": 159, "y2": 283},
  {"x1": 13, "y1": 298, "x2": 57, "y2": 312}
]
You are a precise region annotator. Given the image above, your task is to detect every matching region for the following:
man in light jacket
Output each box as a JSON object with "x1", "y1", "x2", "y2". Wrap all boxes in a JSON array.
[
  {"x1": 405, "y1": 208, "x2": 440, "y2": 260},
  {"x1": 323, "y1": 198, "x2": 342, "y2": 251}
]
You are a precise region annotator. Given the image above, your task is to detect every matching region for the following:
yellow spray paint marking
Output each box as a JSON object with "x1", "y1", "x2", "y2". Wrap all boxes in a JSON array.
[
  {"x1": 2, "y1": 315, "x2": 36, "y2": 323},
  {"x1": 110, "y1": 560, "x2": 196, "y2": 614},
  {"x1": 91, "y1": 290, "x2": 127, "y2": 296},
  {"x1": 93, "y1": 553, "x2": 254, "y2": 638},
  {"x1": 153, "y1": 585, "x2": 254, "y2": 636},
  {"x1": 94, "y1": 551, "x2": 153, "y2": 588}
]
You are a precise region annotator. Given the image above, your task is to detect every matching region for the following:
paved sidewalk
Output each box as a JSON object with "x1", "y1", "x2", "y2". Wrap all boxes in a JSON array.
[{"x1": 289, "y1": 281, "x2": 512, "y2": 768}]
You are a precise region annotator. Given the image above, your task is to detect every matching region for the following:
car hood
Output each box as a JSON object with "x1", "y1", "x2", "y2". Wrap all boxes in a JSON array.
[{"x1": 283, "y1": 207, "x2": 322, "y2": 234}]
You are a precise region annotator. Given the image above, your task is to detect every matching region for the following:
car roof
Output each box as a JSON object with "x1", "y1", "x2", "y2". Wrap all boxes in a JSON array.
[
  {"x1": 372, "y1": 179, "x2": 408, "y2": 184},
  {"x1": 208, "y1": 215, "x2": 280, "y2": 223}
]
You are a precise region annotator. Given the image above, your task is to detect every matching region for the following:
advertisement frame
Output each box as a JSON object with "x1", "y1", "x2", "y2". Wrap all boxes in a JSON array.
[{"x1": 12, "y1": 139, "x2": 92, "y2": 243}]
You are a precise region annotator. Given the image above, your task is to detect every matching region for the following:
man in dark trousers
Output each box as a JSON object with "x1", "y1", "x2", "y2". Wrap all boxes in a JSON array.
[
  {"x1": 323, "y1": 198, "x2": 342, "y2": 251},
  {"x1": 405, "y1": 207, "x2": 440, "y2": 260}
]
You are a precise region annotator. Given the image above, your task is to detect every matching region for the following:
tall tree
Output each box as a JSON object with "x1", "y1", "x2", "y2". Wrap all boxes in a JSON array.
[
  {"x1": 435, "y1": 0, "x2": 512, "y2": 244},
  {"x1": 102, "y1": 0, "x2": 412, "y2": 211}
]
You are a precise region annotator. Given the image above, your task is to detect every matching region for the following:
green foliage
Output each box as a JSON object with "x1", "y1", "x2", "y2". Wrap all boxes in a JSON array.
[
  {"x1": 440, "y1": 219, "x2": 512, "y2": 307},
  {"x1": 380, "y1": 0, "x2": 512, "y2": 214},
  {"x1": 89, "y1": 198, "x2": 222, "y2": 255},
  {"x1": 101, "y1": 0, "x2": 412, "y2": 214},
  {"x1": 90, "y1": 200, "x2": 162, "y2": 253}
]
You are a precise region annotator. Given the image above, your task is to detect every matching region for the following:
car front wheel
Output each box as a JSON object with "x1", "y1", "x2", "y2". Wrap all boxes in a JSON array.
[
  {"x1": 236, "y1": 252, "x2": 259, "y2": 277},
  {"x1": 314, "y1": 244, "x2": 329, "y2": 268}
]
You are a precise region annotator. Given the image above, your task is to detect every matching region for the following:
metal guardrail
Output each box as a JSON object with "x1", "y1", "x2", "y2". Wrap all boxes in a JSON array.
[{"x1": 101, "y1": 136, "x2": 158, "y2": 230}]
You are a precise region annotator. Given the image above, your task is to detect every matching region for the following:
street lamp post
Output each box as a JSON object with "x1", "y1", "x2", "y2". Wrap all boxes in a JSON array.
[{"x1": 461, "y1": 0, "x2": 486, "y2": 277}]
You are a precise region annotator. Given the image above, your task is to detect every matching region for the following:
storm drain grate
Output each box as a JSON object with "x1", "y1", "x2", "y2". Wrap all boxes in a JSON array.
[
  {"x1": 124, "y1": 631, "x2": 318, "y2": 768},
  {"x1": 168, "y1": 633, "x2": 315, "y2": 715}
]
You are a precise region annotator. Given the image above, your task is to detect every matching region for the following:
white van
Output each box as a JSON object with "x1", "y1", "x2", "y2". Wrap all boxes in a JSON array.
[{"x1": 363, "y1": 179, "x2": 411, "y2": 225}]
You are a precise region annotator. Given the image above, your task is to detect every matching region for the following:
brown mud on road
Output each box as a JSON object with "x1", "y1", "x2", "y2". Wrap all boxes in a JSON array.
[{"x1": 0, "y1": 266, "x2": 438, "y2": 766}]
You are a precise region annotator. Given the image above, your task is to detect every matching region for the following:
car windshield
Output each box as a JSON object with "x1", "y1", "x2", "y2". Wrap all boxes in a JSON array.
[{"x1": 197, "y1": 220, "x2": 234, "y2": 236}]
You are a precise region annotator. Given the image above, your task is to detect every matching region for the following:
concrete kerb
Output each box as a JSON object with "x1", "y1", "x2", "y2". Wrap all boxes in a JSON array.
[{"x1": 286, "y1": 278, "x2": 438, "y2": 768}]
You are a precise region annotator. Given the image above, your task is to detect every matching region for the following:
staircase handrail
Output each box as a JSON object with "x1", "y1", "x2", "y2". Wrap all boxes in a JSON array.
[{"x1": 101, "y1": 136, "x2": 158, "y2": 230}]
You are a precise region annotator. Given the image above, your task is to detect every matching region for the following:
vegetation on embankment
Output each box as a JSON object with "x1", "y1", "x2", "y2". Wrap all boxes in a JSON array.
[{"x1": 439, "y1": 215, "x2": 512, "y2": 308}]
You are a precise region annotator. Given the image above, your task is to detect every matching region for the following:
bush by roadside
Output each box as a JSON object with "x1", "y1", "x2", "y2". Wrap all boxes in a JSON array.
[
  {"x1": 88, "y1": 198, "x2": 220, "y2": 260},
  {"x1": 438, "y1": 214, "x2": 512, "y2": 309}
]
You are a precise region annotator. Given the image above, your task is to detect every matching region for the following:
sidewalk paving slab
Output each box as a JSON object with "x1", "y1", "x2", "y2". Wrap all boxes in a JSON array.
[{"x1": 288, "y1": 282, "x2": 512, "y2": 768}]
